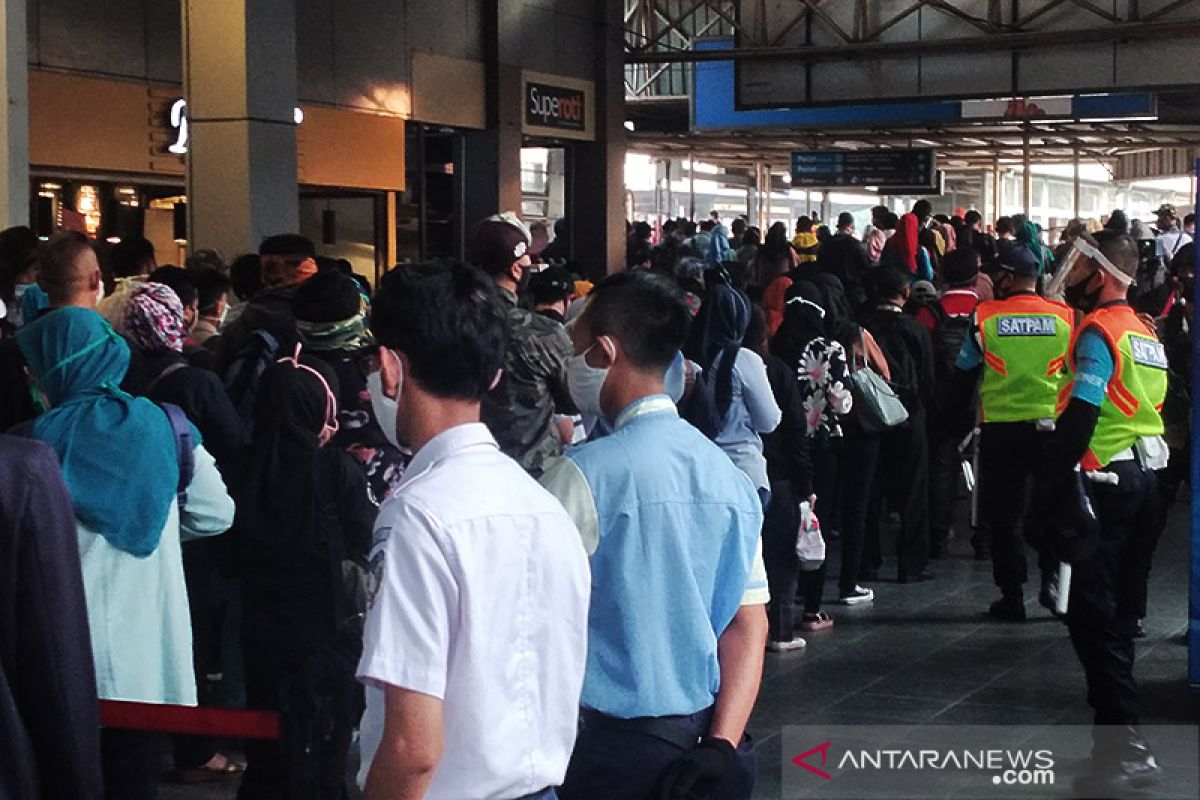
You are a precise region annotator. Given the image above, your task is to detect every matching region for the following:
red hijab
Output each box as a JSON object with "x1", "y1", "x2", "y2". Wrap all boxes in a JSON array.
[{"x1": 885, "y1": 213, "x2": 919, "y2": 272}]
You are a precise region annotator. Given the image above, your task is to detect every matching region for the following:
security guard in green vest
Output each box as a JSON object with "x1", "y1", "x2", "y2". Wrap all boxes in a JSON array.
[
  {"x1": 951, "y1": 243, "x2": 1073, "y2": 621},
  {"x1": 1039, "y1": 229, "x2": 1168, "y2": 795}
]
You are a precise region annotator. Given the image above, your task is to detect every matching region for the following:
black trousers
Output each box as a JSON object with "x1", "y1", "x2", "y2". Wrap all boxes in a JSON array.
[
  {"x1": 1066, "y1": 460, "x2": 1159, "y2": 725},
  {"x1": 102, "y1": 728, "x2": 165, "y2": 800},
  {"x1": 763, "y1": 480, "x2": 799, "y2": 640},
  {"x1": 865, "y1": 410, "x2": 930, "y2": 578},
  {"x1": 238, "y1": 592, "x2": 358, "y2": 800},
  {"x1": 927, "y1": 415, "x2": 960, "y2": 553},
  {"x1": 838, "y1": 425, "x2": 880, "y2": 593},
  {"x1": 811, "y1": 436, "x2": 842, "y2": 532},
  {"x1": 559, "y1": 707, "x2": 754, "y2": 800},
  {"x1": 979, "y1": 423, "x2": 1056, "y2": 597}
]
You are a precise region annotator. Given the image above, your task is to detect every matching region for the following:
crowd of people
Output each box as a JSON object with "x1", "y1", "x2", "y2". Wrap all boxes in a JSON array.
[{"x1": 0, "y1": 193, "x2": 1191, "y2": 798}]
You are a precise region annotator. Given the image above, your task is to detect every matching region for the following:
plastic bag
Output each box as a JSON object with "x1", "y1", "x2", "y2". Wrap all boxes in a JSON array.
[{"x1": 795, "y1": 499, "x2": 825, "y2": 571}]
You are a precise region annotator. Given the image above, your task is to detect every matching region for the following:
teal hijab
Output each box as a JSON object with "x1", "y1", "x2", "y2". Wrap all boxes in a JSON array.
[
  {"x1": 1016, "y1": 220, "x2": 1053, "y2": 275},
  {"x1": 17, "y1": 307, "x2": 186, "y2": 557}
]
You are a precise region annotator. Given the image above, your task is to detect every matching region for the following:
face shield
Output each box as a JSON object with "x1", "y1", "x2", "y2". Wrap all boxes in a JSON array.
[{"x1": 1043, "y1": 236, "x2": 1135, "y2": 301}]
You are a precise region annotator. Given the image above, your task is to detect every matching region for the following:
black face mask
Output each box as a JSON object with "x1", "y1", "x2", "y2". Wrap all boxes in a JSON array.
[
  {"x1": 1064, "y1": 272, "x2": 1102, "y2": 313},
  {"x1": 516, "y1": 264, "x2": 533, "y2": 294}
]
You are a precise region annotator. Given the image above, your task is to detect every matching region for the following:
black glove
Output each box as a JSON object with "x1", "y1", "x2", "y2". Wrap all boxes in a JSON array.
[{"x1": 658, "y1": 736, "x2": 737, "y2": 800}]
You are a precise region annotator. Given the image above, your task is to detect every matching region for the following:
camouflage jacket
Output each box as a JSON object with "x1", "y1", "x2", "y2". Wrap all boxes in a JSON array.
[{"x1": 481, "y1": 288, "x2": 575, "y2": 475}]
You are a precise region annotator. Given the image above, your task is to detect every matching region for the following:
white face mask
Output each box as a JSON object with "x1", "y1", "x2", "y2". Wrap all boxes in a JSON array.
[
  {"x1": 566, "y1": 337, "x2": 613, "y2": 419},
  {"x1": 367, "y1": 348, "x2": 403, "y2": 451}
]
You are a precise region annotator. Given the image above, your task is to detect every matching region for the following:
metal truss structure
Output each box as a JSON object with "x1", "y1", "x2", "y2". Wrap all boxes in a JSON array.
[
  {"x1": 625, "y1": 0, "x2": 1200, "y2": 65},
  {"x1": 623, "y1": 1, "x2": 1200, "y2": 172}
]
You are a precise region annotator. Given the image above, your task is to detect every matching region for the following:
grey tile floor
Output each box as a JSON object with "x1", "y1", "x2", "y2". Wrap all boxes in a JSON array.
[{"x1": 163, "y1": 502, "x2": 1197, "y2": 800}]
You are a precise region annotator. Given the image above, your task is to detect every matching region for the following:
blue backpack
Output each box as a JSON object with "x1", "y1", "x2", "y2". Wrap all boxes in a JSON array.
[{"x1": 157, "y1": 402, "x2": 195, "y2": 506}]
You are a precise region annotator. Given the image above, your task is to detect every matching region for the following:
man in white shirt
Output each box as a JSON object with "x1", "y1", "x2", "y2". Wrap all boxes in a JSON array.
[
  {"x1": 1154, "y1": 203, "x2": 1192, "y2": 268},
  {"x1": 357, "y1": 260, "x2": 591, "y2": 800}
]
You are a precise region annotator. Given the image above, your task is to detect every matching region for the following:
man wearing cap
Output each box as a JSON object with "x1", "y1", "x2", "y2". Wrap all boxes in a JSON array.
[
  {"x1": 1154, "y1": 204, "x2": 1191, "y2": 269},
  {"x1": 950, "y1": 243, "x2": 1073, "y2": 620},
  {"x1": 530, "y1": 266, "x2": 576, "y2": 325},
  {"x1": 469, "y1": 214, "x2": 574, "y2": 476},
  {"x1": 1036, "y1": 230, "x2": 1167, "y2": 794}
]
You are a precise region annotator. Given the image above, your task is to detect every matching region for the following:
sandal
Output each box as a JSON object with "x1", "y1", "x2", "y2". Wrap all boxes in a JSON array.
[
  {"x1": 167, "y1": 752, "x2": 247, "y2": 784},
  {"x1": 799, "y1": 611, "x2": 834, "y2": 632}
]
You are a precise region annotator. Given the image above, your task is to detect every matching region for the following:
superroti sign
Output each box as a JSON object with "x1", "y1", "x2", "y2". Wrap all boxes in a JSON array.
[
  {"x1": 526, "y1": 83, "x2": 584, "y2": 131},
  {"x1": 521, "y1": 72, "x2": 594, "y2": 141}
]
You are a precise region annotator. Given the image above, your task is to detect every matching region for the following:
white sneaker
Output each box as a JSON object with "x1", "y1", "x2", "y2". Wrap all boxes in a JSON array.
[
  {"x1": 766, "y1": 637, "x2": 807, "y2": 652},
  {"x1": 834, "y1": 586, "x2": 874, "y2": 606}
]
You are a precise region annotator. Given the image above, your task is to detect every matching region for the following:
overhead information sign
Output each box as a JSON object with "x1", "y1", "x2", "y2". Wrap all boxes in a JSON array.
[{"x1": 790, "y1": 149, "x2": 936, "y2": 189}]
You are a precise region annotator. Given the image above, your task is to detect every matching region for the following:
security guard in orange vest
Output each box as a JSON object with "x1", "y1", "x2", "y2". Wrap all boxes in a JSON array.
[
  {"x1": 1039, "y1": 230, "x2": 1168, "y2": 795},
  {"x1": 952, "y1": 243, "x2": 1073, "y2": 621}
]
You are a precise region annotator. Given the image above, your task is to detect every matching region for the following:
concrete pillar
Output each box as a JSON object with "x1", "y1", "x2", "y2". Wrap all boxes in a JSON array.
[
  {"x1": 573, "y1": 0, "x2": 627, "y2": 277},
  {"x1": 182, "y1": 0, "x2": 299, "y2": 258},
  {"x1": 0, "y1": 0, "x2": 29, "y2": 227},
  {"x1": 463, "y1": 0, "x2": 525, "y2": 245}
]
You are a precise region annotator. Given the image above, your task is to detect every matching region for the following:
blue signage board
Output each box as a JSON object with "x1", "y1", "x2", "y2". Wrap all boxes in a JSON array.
[{"x1": 790, "y1": 148, "x2": 936, "y2": 189}]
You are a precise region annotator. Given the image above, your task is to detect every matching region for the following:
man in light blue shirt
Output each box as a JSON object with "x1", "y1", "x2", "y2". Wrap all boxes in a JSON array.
[{"x1": 541, "y1": 271, "x2": 769, "y2": 800}]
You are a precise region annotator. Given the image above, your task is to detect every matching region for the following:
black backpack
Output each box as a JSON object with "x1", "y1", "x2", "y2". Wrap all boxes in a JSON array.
[
  {"x1": 932, "y1": 304, "x2": 973, "y2": 383},
  {"x1": 678, "y1": 361, "x2": 724, "y2": 440},
  {"x1": 223, "y1": 329, "x2": 280, "y2": 431}
]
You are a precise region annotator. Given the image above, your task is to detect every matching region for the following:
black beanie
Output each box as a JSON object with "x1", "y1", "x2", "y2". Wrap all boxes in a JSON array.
[{"x1": 293, "y1": 269, "x2": 362, "y2": 323}]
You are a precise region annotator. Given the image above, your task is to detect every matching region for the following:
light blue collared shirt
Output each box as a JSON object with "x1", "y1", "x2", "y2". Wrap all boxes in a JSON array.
[{"x1": 541, "y1": 395, "x2": 767, "y2": 719}]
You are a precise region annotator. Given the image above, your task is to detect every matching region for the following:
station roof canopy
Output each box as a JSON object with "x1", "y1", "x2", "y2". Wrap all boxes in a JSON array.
[
  {"x1": 628, "y1": 118, "x2": 1200, "y2": 172},
  {"x1": 623, "y1": 0, "x2": 1200, "y2": 173}
]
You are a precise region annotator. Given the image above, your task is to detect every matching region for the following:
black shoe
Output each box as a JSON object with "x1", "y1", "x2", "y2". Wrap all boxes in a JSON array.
[
  {"x1": 1075, "y1": 729, "x2": 1162, "y2": 796},
  {"x1": 971, "y1": 532, "x2": 990, "y2": 561},
  {"x1": 987, "y1": 595, "x2": 1027, "y2": 621},
  {"x1": 1039, "y1": 573, "x2": 1062, "y2": 616},
  {"x1": 898, "y1": 569, "x2": 935, "y2": 584}
]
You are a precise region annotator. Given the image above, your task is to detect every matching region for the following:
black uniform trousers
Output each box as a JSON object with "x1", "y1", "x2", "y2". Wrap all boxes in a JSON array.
[
  {"x1": 864, "y1": 409, "x2": 930, "y2": 579},
  {"x1": 1067, "y1": 460, "x2": 1159, "y2": 725},
  {"x1": 979, "y1": 422, "x2": 1057, "y2": 597}
]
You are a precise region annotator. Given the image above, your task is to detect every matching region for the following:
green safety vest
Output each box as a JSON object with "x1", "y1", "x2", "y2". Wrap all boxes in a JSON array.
[
  {"x1": 1072, "y1": 304, "x2": 1168, "y2": 470},
  {"x1": 976, "y1": 295, "x2": 1074, "y2": 423}
]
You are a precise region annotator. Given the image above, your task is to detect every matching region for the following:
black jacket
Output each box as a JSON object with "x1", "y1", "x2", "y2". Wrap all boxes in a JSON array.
[
  {"x1": 123, "y1": 349, "x2": 247, "y2": 468},
  {"x1": 0, "y1": 436, "x2": 103, "y2": 799},
  {"x1": 762, "y1": 354, "x2": 814, "y2": 496},
  {"x1": 817, "y1": 233, "x2": 871, "y2": 310},
  {"x1": 862, "y1": 305, "x2": 936, "y2": 417},
  {"x1": 214, "y1": 284, "x2": 302, "y2": 376}
]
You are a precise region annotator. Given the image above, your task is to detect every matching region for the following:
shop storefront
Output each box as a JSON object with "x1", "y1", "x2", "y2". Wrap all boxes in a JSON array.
[
  {"x1": 520, "y1": 71, "x2": 595, "y2": 263},
  {"x1": 27, "y1": 70, "x2": 405, "y2": 284}
]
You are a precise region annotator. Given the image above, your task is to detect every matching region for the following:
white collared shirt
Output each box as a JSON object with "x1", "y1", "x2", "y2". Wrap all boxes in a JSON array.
[{"x1": 357, "y1": 422, "x2": 591, "y2": 799}]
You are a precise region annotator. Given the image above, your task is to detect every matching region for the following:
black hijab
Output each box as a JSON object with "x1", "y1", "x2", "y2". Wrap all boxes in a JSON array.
[
  {"x1": 684, "y1": 281, "x2": 750, "y2": 417},
  {"x1": 235, "y1": 356, "x2": 340, "y2": 578},
  {"x1": 770, "y1": 281, "x2": 827, "y2": 369}
]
